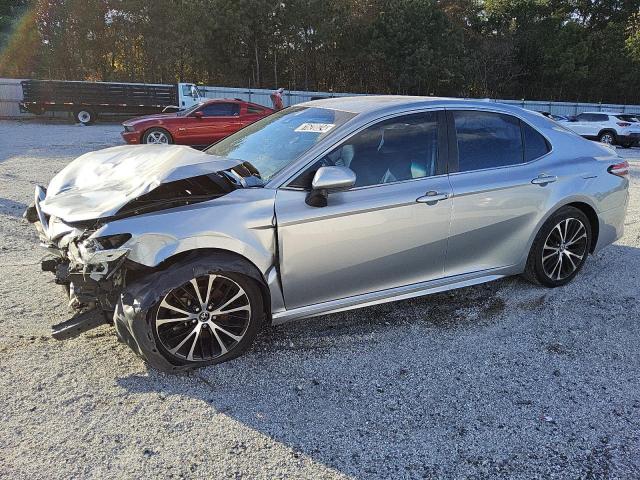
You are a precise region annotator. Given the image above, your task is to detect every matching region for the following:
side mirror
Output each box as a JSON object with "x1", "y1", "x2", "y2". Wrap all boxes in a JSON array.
[
  {"x1": 193, "y1": 111, "x2": 204, "y2": 119},
  {"x1": 306, "y1": 166, "x2": 356, "y2": 207}
]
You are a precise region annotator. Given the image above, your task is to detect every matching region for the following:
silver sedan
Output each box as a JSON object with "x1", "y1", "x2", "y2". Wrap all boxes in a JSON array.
[{"x1": 28, "y1": 96, "x2": 630, "y2": 371}]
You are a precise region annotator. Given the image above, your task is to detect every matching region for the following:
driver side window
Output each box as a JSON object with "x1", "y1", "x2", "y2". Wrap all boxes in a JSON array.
[
  {"x1": 289, "y1": 112, "x2": 440, "y2": 189},
  {"x1": 199, "y1": 103, "x2": 240, "y2": 117}
]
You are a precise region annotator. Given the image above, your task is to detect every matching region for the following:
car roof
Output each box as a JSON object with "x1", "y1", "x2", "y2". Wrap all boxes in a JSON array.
[
  {"x1": 201, "y1": 98, "x2": 243, "y2": 104},
  {"x1": 200, "y1": 98, "x2": 273, "y2": 109},
  {"x1": 298, "y1": 95, "x2": 535, "y2": 116},
  {"x1": 580, "y1": 111, "x2": 624, "y2": 115}
]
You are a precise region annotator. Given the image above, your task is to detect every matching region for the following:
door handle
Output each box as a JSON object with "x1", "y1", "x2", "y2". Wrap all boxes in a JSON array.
[
  {"x1": 531, "y1": 174, "x2": 557, "y2": 186},
  {"x1": 416, "y1": 191, "x2": 449, "y2": 204}
]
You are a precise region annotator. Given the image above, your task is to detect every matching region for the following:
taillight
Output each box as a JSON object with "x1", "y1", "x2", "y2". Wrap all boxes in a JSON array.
[
  {"x1": 616, "y1": 122, "x2": 631, "y2": 127},
  {"x1": 607, "y1": 160, "x2": 629, "y2": 177}
]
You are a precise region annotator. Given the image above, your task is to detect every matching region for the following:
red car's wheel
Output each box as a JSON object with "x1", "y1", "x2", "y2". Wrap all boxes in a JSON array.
[{"x1": 143, "y1": 128, "x2": 173, "y2": 145}]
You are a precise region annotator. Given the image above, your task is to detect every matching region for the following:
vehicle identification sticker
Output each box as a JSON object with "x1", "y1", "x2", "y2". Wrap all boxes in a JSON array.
[{"x1": 294, "y1": 123, "x2": 335, "y2": 133}]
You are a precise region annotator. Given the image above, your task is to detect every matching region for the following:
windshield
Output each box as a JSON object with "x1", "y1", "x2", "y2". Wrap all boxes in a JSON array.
[{"x1": 205, "y1": 106, "x2": 357, "y2": 181}]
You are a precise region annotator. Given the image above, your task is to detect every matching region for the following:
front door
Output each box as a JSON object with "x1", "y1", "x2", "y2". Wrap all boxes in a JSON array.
[{"x1": 275, "y1": 111, "x2": 453, "y2": 309}]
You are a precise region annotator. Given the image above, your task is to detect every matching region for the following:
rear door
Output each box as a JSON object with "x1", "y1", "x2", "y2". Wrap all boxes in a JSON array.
[
  {"x1": 570, "y1": 113, "x2": 607, "y2": 137},
  {"x1": 566, "y1": 113, "x2": 590, "y2": 136},
  {"x1": 445, "y1": 110, "x2": 556, "y2": 276},
  {"x1": 185, "y1": 102, "x2": 242, "y2": 145},
  {"x1": 275, "y1": 111, "x2": 453, "y2": 309}
]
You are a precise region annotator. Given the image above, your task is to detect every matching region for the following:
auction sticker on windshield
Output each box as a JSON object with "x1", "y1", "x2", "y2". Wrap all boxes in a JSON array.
[{"x1": 294, "y1": 123, "x2": 336, "y2": 133}]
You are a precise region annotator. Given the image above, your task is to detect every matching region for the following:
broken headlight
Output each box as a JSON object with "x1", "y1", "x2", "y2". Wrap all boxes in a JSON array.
[
  {"x1": 90, "y1": 233, "x2": 132, "y2": 250},
  {"x1": 77, "y1": 233, "x2": 132, "y2": 265}
]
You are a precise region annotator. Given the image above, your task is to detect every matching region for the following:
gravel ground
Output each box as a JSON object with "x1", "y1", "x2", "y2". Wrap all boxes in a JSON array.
[{"x1": 0, "y1": 119, "x2": 639, "y2": 479}]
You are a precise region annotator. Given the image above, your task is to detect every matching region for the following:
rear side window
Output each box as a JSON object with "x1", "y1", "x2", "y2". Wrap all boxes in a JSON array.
[
  {"x1": 453, "y1": 111, "x2": 523, "y2": 172},
  {"x1": 522, "y1": 122, "x2": 550, "y2": 161},
  {"x1": 247, "y1": 105, "x2": 265, "y2": 114},
  {"x1": 199, "y1": 103, "x2": 240, "y2": 116},
  {"x1": 579, "y1": 113, "x2": 608, "y2": 122},
  {"x1": 616, "y1": 115, "x2": 639, "y2": 122}
]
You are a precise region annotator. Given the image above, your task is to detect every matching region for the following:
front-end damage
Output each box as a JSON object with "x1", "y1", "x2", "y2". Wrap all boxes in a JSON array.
[
  {"x1": 26, "y1": 186, "x2": 134, "y2": 338},
  {"x1": 26, "y1": 145, "x2": 269, "y2": 340}
]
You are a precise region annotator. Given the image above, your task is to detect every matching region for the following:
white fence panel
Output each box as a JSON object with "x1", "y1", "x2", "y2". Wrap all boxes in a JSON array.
[
  {"x1": 495, "y1": 99, "x2": 640, "y2": 116},
  {"x1": 0, "y1": 78, "x2": 25, "y2": 117},
  {"x1": 198, "y1": 86, "x2": 361, "y2": 108}
]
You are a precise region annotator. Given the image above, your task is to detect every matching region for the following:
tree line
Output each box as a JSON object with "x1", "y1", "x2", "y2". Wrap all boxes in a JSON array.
[{"x1": 1, "y1": 0, "x2": 640, "y2": 104}]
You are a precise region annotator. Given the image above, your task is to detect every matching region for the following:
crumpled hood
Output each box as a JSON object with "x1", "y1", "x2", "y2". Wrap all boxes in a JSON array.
[{"x1": 41, "y1": 145, "x2": 242, "y2": 222}]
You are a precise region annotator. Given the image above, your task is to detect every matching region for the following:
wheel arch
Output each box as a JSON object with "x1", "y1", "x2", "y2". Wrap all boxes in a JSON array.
[
  {"x1": 565, "y1": 201, "x2": 599, "y2": 253},
  {"x1": 520, "y1": 196, "x2": 600, "y2": 270},
  {"x1": 129, "y1": 247, "x2": 273, "y2": 321},
  {"x1": 142, "y1": 125, "x2": 173, "y2": 143},
  {"x1": 597, "y1": 129, "x2": 617, "y2": 141}
]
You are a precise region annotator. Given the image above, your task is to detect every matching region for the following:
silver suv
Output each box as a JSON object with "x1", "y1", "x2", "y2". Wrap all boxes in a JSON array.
[{"x1": 27, "y1": 97, "x2": 630, "y2": 371}]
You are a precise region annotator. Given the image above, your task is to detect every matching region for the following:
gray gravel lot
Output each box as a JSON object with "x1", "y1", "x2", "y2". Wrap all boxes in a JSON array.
[{"x1": 1, "y1": 119, "x2": 639, "y2": 479}]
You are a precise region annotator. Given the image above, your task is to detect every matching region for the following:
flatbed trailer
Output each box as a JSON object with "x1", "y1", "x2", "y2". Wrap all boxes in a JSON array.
[{"x1": 19, "y1": 80, "x2": 202, "y2": 124}]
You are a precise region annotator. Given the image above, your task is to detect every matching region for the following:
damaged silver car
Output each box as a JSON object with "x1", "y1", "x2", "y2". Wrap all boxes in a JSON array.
[{"x1": 26, "y1": 97, "x2": 629, "y2": 371}]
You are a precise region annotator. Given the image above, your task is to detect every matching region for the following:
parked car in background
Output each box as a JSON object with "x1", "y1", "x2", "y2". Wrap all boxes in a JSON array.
[
  {"x1": 20, "y1": 80, "x2": 202, "y2": 124},
  {"x1": 121, "y1": 99, "x2": 274, "y2": 147},
  {"x1": 27, "y1": 97, "x2": 629, "y2": 371},
  {"x1": 562, "y1": 112, "x2": 640, "y2": 147}
]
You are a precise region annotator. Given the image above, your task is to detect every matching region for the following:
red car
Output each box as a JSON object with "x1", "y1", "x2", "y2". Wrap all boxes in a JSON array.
[{"x1": 121, "y1": 99, "x2": 274, "y2": 147}]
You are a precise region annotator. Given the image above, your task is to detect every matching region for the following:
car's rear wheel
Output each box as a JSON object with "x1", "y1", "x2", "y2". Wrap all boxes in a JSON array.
[
  {"x1": 74, "y1": 109, "x2": 96, "y2": 125},
  {"x1": 523, "y1": 206, "x2": 592, "y2": 287},
  {"x1": 143, "y1": 127, "x2": 173, "y2": 145},
  {"x1": 598, "y1": 130, "x2": 616, "y2": 145}
]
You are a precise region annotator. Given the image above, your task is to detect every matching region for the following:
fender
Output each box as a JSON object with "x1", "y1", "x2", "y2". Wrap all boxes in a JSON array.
[
  {"x1": 92, "y1": 188, "x2": 278, "y2": 274},
  {"x1": 517, "y1": 194, "x2": 599, "y2": 270}
]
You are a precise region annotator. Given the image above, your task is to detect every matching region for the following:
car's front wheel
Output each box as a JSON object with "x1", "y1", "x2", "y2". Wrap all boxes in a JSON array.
[
  {"x1": 142, "y1": 127, "x2": 173, "y2": 145},
  {"x1": 152, "y1": 273, "x2": 260, "y2": 365},
  {"x1": 114, "y1": 256, "x2": 264, "y2": 372},
  {"x1": 523, "y1": 206, "x2": 592, "y2": 287}
]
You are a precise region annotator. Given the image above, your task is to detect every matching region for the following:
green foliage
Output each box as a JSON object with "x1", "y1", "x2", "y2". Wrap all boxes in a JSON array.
[
  {"x1": 0, "y1": 0, "x2": 30, "y2": 49},
  {"x1": 1, "y1": 0, "x2": 640, "y2": 103}
]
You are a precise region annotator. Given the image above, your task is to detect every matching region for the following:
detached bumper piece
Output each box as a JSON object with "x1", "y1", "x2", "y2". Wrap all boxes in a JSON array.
[
  {"x1": 42, "y1": 255, "x2": 127, "y2": 340},
  {"x1": 51, "y1": 309, "x2": 108, "y2": 340}
]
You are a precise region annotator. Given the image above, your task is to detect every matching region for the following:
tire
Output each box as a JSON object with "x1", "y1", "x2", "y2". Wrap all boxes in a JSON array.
[
  {"x1": 74, "y1": 109, "x2": 96, "y2": 125},
  {"x1": 523, "y1": 206, "x2": 592, "y2": 288},
  {"x1": 142, "y1": 127, "x2": 173, "y2": 145},
  {"x1": 597, "y1": 130, "x2": 616, "y2": 145},
  {"x1": 114, "y1": 254, "x2": 265, "y2": 372}
]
